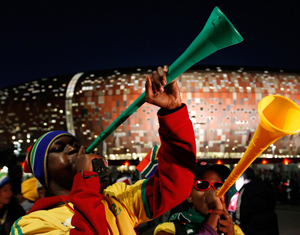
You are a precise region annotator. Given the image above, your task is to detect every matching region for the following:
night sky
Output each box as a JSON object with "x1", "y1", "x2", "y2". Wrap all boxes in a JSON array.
[{"x1": 1, "y1": 0, "x2": 299, "y2": 89}]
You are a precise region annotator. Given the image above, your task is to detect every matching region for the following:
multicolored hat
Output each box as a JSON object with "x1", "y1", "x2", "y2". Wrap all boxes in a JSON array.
[
  {"x1": 24, "y1": 131, "x2": 77, "y2": 189},
  {"x1": 0, "y1": 175, "x2": 9, "y2": 188}
]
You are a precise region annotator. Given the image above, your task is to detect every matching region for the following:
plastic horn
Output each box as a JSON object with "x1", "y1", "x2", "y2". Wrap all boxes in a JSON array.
[
  {"x1": 217, "y1": 95, "x2": 300, "y2": 198},
  {"x1": 86, "y1": 6, "x2": 243, "y2": 153}
]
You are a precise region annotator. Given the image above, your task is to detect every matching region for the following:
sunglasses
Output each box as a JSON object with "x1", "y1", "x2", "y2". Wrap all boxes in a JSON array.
[{"x1": 193, "y1": 180, "x2": 224, "y2": 191}]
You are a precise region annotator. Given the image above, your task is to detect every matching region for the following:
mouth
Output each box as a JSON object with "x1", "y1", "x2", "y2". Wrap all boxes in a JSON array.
[
  {"x1": 71, "y1": 153, "x2": 79, "y2": 172},
  {"x1": 71, "y1": 151, "x2": 79, "y2": 162}
]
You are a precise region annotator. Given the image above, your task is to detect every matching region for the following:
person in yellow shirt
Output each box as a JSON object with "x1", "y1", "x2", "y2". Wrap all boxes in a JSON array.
[
  {"x1": 20, "y1": 178, "x2": 46, "y2": 213},
  {"x1": 11, "y1": 66, "x2": 197, "y2": 235}
]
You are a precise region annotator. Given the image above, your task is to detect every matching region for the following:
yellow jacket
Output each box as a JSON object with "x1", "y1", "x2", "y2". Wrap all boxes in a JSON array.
[{"x1": 11, "y1": 180, "x2": 150, "y2": 235}]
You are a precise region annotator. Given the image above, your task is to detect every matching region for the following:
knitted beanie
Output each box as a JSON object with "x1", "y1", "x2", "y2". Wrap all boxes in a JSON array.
[{"x1": 24, "y1": 131, "x2": 77, "y2": 189}]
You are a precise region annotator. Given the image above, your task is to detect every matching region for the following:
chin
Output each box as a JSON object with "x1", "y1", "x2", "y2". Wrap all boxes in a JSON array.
[
  {"x1": 203, "y1": 210, "x2": 209, "y2": 216},
  {"x1": 194, "y1": 206, "x2": 209, "y2": 217},
  {"x1": 198, "y1": 206, "x2": 209, "y2": 216}
]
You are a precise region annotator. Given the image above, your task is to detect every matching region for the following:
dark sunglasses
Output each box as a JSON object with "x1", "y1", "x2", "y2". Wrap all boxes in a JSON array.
[{"x1": 193, "y1": 180, "x2": 224, "y2": 191}]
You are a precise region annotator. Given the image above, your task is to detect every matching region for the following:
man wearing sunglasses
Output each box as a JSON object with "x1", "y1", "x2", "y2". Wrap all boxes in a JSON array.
[{"x1": 154, "y1": 160, "x2": 245, "y2": 235}]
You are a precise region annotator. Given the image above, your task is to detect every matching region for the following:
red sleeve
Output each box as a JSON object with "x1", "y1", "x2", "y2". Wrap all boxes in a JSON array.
[
  {"x1": 69, "y1": 171, "x2": 109, "y2": 235},
  {"x1": 145, "y1": 104, "x2": 196, "y2": 218}
]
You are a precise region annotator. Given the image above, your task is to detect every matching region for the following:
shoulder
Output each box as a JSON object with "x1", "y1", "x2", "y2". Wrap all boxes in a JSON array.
[
  {"x1": 154, "y1": 222, "x2": 176, "y2": 235},
  {"x1": 11, "y1": 206, "x2": 74, "y2": 234},
  {"x1": 104, "y1": 179, "x2": 146, "y2": 197}
]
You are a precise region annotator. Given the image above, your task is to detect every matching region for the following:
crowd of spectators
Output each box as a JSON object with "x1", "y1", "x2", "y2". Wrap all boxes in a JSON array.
[{"x1": 0, "y1": 159, "x2": 299, "y2": 235}]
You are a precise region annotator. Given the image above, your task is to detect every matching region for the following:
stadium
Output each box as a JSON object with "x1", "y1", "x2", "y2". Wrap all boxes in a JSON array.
[{"x1": 1, "y1": 65, "x2": 300, "y2": 178}]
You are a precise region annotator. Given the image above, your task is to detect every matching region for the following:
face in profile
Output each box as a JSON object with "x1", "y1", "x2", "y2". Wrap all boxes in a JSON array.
[
  {"x1": 188, "y1": 170, "x2": 223, "y2": 216},
  {"x1": 47, "y1": 135, "x2": 81, "y2": 191},
  {"x1": 47, "y1": 135, "x2": 110, "y2": 193},
  {"x1": 0, "y1": 183, "x2": 13, "y2": 206}
]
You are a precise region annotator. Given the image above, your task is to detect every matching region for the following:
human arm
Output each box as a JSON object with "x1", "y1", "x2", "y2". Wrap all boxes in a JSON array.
[
  {"x1": 68, "y1": 146, "x2": 109, "y2": 235},
  {"x1": 203, "y1": 190, "x2": 223, "y2": 232},
  {"x1": 10, "y1": 216, "x2": 71, "y2": 235},
  {"x1": 209, "y1": 197, "x2": 235, "y2": 235},
  {"x1": 10, "y1": 168, "x2": 108, "y2": 235},
  {"x1": 145, "y1": 65, "x2": 181, "y2": 110},
  {"x1": 143, "y1": 66, "x2": 196, "y2": 218}
]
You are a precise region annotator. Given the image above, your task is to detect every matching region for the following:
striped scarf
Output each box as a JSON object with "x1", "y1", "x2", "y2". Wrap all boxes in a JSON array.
[{"x1": 169, "y1": 207, "x2": 206, "y2": 235}]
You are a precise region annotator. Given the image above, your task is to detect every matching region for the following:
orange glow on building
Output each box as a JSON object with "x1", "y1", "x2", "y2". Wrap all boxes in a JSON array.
[
  {"x1": 261, "y1": 159, "x2": 268, "y2": 164},
  {"x1": 1, "y1": 66, "x2": 300, "y2": 165}
]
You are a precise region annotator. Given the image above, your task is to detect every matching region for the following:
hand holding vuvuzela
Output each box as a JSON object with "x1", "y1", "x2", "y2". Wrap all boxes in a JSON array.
[
  {"x1": 145, "y1": 66, "x2": 182, "y2": 110},
  {"x1": 86, "y1": 6, "x2": 243, "y2": 153},
  {"x1": 217, "y1": 95, "x2": 300, "y2": 198}
]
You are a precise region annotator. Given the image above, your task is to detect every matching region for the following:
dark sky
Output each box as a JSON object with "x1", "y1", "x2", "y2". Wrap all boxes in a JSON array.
[{"x1": 1, "y1": 0, "x2": 299, "y2": 89}]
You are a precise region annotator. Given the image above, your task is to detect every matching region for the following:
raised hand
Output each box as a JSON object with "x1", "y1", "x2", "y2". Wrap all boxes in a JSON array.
[
  {"x1": 209, "y1": 198, "x2": 235, "y2": 235},
  {"x1": 74, "y1": 146, "x2": 105, "y2": 173},
  {"x1": 145, "y1": 65, "x2": 182, "y2": 110}
]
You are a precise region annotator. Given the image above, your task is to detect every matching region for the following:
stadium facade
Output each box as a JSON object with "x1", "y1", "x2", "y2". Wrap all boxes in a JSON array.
[{"x1": 1, "y1": 65, "x2": 300, "y2": 175}]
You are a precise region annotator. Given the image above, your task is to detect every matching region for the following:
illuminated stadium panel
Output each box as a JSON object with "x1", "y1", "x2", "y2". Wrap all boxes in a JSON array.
[{"x1": 1, "y1": 66, "x2": 300, "y2": 162}]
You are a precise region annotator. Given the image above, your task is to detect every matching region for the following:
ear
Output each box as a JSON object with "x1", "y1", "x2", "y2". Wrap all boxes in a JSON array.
[{"x1": 187, "y1": 194, "x2": 193, "y2": 203}]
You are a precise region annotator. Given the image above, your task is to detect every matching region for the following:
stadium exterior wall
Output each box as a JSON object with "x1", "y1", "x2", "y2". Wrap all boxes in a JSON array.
[{"x1": 1, "y1": 66, "x2": 300, "y2": 164}]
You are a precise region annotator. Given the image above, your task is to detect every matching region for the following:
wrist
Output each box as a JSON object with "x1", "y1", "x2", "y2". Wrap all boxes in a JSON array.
[
  {"x1": 80, "y1": 171, "x2": 98, "y2": 179},
  {"x1": 158, "y1": 103, "x2": 183, "y2": 116}
]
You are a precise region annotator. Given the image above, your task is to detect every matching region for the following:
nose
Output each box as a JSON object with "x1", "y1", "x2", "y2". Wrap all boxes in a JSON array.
[
  {"x1": 67, "y1": 145, "x2": 80, "y2": 155},
  {"x1": 207, "y1": 185, "x2": 217, "y2": 191},
  {"x1": 208, "y1": 186, "x2": 214, "y2": 190}
]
